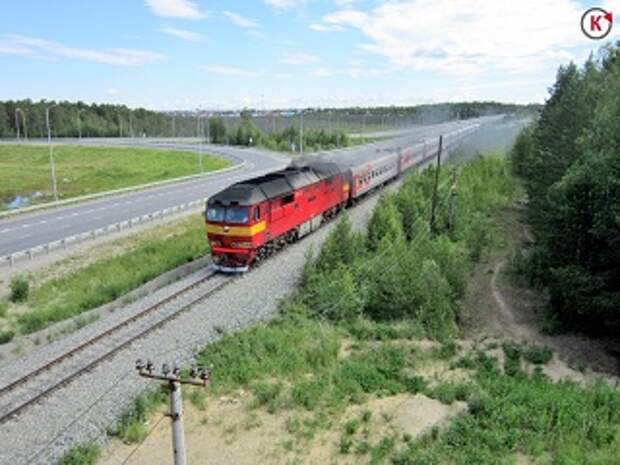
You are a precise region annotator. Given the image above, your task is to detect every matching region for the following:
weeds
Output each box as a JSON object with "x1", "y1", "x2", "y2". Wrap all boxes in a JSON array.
[
  {"x1": 57, "y1": 443, "x2": 100, "y2": 465},
  {"x1": 522, "y1": 344, "x2": 553, "y2": 365},
  {"x1": 109, "y1": 388, "x2": 167, "y2": 444}
]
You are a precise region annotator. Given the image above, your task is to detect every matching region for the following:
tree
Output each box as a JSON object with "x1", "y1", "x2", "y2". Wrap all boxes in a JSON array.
[
  {"x1": 366, "y1": 194, "x2": 405, "y2": 252},
  {"x1": 208, "y1": 117, "x2": 227, "y2": 143}
]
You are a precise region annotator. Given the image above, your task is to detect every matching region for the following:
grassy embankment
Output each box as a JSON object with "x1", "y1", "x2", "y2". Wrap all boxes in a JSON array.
[
  {"x1": 0, "y1": 216, "x2": 209, "y2": 342},
  {"x1": 0, "y1": 144, "x2": 230, "y2": 208},
  {"x1": 59, "y1": 154, "x2": 620, "y2": 465}
]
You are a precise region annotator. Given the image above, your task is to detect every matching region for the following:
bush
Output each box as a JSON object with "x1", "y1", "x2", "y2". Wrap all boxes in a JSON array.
[
  {"x1": 303, "y1": 264, "x2": 363, "y2": 322},
  {"x1": 0, "y1": 329, "x2": 15, "y2": 345},
  {"x1": 314, "y1": 214, "x2": 364, "y2": 273},
  {"x1": 9, "y1": 276, "x2": 29, "y2": 302},
  {"x1": 0, "y1": 299, "x2": 7, "y2": 318}
]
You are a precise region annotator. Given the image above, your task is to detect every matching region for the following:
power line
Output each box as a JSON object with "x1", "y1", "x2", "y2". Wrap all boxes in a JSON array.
[{"x1": 120, "y1": 414, "x2": 165, "y2": 465}]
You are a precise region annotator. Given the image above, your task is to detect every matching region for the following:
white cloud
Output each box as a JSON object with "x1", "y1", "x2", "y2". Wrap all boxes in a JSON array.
[
  {"x1": 106, "y1": 88, "x2": 119, "y2": 96},
  {"x1": 308, "y1": 23, "x2": 344, "y2": 32},
  {"x1": 311, "y1": 67, "x2": 335, "y2": 77},
  {"x1": 201, "y1": 65, "x2": 258, "y2": 76},
  {"x1": 159, "y1": 27, "x2": 206, "y2": 42},
  {"x1": 281, "y1": 52, "x2": 320, "y2": 65},
  {"x1": 321, "y1": 0, "x2": 592, "y2": 75},
  {"x1": 145, "y1": 0, "x2": 207, "y2": 19},
  {"x1": 263, "y1": 0, "x2": 304, "y2": 8},
  {"x1": 223, "y1": 11, "x2": 258, "y2": 28},
  {"x1": 0, "y1": 34, "x2": 165, "y2": 66}
]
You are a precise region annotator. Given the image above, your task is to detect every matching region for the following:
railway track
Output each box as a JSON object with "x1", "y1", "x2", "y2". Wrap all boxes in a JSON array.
[{"x1": 0, "y1": 269, "x2": 233, "y2": 424}]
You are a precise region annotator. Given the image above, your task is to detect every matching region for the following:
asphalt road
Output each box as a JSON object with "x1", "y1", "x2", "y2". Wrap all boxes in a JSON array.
[{"x1": 0, "y1": 118, "x2": 493, "y2": 257}]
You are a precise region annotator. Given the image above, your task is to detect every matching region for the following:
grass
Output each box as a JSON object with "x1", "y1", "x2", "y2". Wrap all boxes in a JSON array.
[
  {"x1": 0, "y1": 144, "x2": 229, "y2": 207},
  {"x1": 57, "y1": 443, "x2": 101, "y2": 465},
  {"x1": 109, "y1": 388, "x2": 167, "y2": 444},
  {"x1": 391, "y1": 354, "x2": 620, "y2": 465},
  {"x1": 0, "y1": 216, "x2": 208, "y2": 337}
]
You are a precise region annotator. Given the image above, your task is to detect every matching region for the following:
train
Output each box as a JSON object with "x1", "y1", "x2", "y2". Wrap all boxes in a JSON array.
[{"x1": 204, "y1": 121, "x2": 481, "y2": 272}]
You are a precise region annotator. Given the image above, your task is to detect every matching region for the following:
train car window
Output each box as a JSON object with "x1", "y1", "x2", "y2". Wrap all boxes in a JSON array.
[
  {"x1": 254, "y1": 207, "x2": 260, "y2": 221},
  {"x1": 225, "y1": 207, "x2": 248, "y2": 224},
  {"x1": 282, "y1": 194, "x2": 294, "y2": 204},
  {"x1": 206, "y1": 207, "x2": 225, "y2": 222}
]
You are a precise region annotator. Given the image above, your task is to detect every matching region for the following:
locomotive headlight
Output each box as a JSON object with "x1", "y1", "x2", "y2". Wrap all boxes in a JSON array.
[
  {"x1": 210, "y1": 239, "x2": 222, "y2": 247},
  {"x1": 232, "y1": 241, "x2": 253, "y2": 248}
]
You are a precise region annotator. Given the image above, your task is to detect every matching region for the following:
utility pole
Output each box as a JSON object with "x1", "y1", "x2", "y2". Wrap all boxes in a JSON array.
[
  {"x1": 429, "y1": 135, "x2": 443, "y2": 236},
  {"x1": 172, "y1": 113, "x2": 176, "y2": 138},
  {"x1": 299, "y1": 111, "x2": 304, "y2": 155},
  {"x1": 45, "y1": 107, "x2": 59, "y2": 203},
  {"x1": 77, "y1": 110, "x2": 83, "y2": 141},
  {"x1": 136, "y1": 360, "x2": 209, "y2": 465},
  {"x1": 15, "y1": 108, "x2": 20, "y2": 141},
  {"x1": 197, "y1": 109, "x2": 204, "y2": 172},
  {"x1": 447, "y1": 170, "x2": 458, "y2": 231}
]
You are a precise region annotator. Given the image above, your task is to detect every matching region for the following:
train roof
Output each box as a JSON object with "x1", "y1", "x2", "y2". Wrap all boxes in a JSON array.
[{"x1": 207, "y1": 162, "x2": 343, "y2": 207}]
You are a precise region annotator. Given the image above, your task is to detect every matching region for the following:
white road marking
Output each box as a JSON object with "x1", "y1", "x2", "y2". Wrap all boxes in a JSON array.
[
  {"x1": 39, "y1": 220, "x2": 47, "y2": 224},
  {"x1": 0, "y1": 228, "x2": 11, "y2": 234},
  {"x1": 55, "y1": 216, "x2": 64, "y2": 220},
  {"x1": 21, "y1": 224, "x2": 30, "y2": 228}
]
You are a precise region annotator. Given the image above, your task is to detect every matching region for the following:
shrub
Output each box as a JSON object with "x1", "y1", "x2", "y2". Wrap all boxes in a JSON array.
[
  {"x1": 0, "y1": 329, "x2": 15, "y2": 345},
  {"x1": 303, "y1": 265, "x2": 363, "y2": 322},
  {"x1": 366, "y1": 194, "x2": 405, "y2": 252},
  {"x1": 314, "y1": 214, "x2": 364, "y2": 272},
  {"x1": 0, "y1": 300, "x2": 7, "y2": 318},
  {"x1": 9, "y1": 276, "x2": 29, "y2": 302}
]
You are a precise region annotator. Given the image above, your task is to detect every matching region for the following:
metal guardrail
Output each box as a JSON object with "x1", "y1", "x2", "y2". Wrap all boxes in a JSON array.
[{"x1": 1, "y1": 198, "x2": 208, "y2": 268}]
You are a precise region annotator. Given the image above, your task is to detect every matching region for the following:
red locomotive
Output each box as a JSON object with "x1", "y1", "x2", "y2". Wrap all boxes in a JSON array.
[
  {"x1": 205, "y1": 122, "x2": 480, "y2": 272},
  {"x1": 205, "y1": 162, "x2": 347, "y2": 271}
]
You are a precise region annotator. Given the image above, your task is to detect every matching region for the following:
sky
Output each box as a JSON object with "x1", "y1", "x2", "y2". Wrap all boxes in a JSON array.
[{"x1": 0, "y1": 0, "x2": 618, "y2": 110}]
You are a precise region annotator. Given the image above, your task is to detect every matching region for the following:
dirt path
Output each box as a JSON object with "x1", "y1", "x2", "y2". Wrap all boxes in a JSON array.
[{"x1": 474, "y1": 207, "x2": 620, "y2": 377}]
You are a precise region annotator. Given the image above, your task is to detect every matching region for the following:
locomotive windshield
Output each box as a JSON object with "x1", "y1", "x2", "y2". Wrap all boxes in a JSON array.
[
  {"x1": 206, "y1": 206, "x2": 225, "y2": 222},
  {"x1": 206, "y1": 206, "x2": 248, "y2": 224},
  {"x1": 225, "y1": 207, "x2": 249, "y2": 224}
]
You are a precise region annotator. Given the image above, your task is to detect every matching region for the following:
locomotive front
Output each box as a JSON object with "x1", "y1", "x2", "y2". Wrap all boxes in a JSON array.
[{"x1": 204, "y1": 183, "x2": 267, "y2": 272}]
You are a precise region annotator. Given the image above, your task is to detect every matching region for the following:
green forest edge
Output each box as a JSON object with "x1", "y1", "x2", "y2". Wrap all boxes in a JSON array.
[
  {"x1": 0, "y1": 101, "x2": 536, "y2": 154},
  {"x1": 59, "y1": 152, "x2": 620, "y2": 465}
]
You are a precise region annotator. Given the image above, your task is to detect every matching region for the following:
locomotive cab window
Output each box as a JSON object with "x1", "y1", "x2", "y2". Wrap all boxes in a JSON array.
[
  {"x1": 225, "y1": 207, "x2": 249, "y2": 224},
  {"x1": 206, "y1": 206, "x2": 225, "y2": 222},
  {"x1": 253, "y1": 207, "x2": 260, "y2": 221}
]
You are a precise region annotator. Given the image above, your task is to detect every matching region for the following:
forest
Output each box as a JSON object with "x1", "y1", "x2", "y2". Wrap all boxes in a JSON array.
[
  {"x1": 510, "y1": 42, "x2": 620, "y2": 334},
  {"x1": 0, "y1": 100, "x2": 538, "y2": 140}
]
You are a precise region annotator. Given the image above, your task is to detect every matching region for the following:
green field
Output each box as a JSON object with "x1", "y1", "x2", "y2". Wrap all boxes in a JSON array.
[{"x1": 0, "y1": 145, "x2": 230, "y2": 207}]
